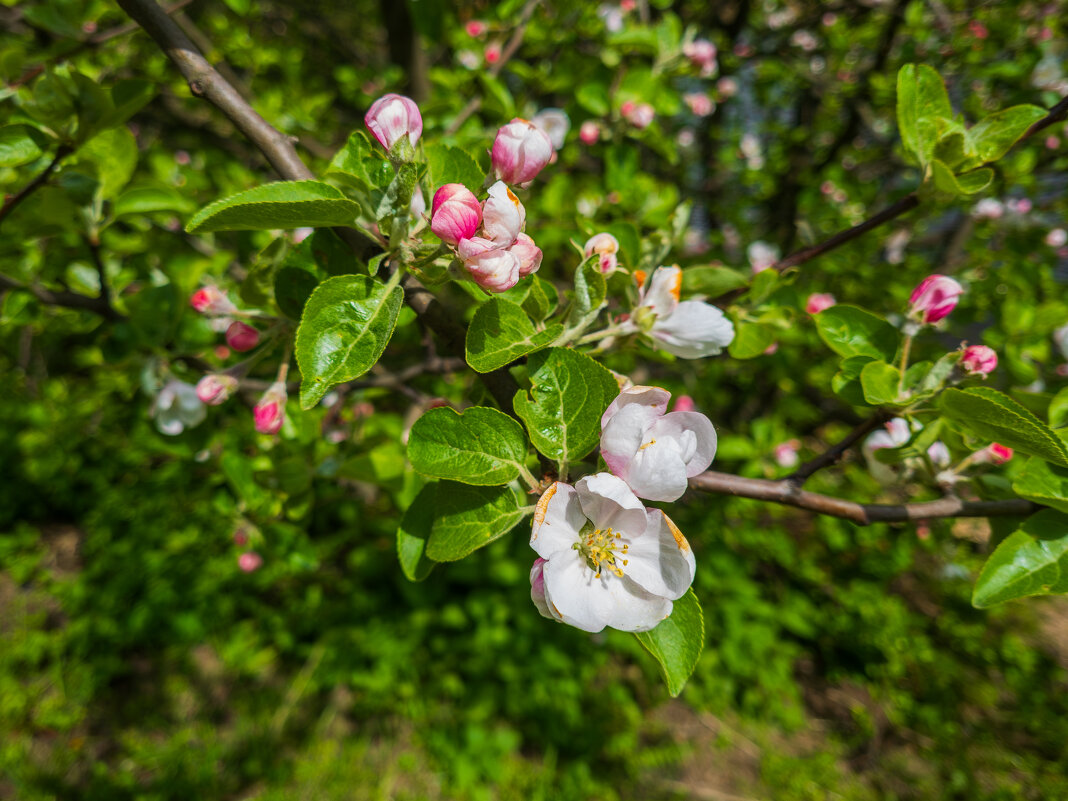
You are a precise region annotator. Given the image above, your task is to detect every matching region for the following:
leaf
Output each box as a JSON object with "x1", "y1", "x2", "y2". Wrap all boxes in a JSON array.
[
  {"x1": 274, "y1": 267, "x2": 320, "y2": 320},
  {"x1": 931, "y1": 158, "x2": 993, "y2": 196},
  {"x1": 425, "y1": 483, "x2": 525, "y2": 561},
  {"x1": 295, "y1": 275, "x2": 403, "y2": 409},
  {"x1": 860, "y1": 360, "x2": 904, "y2": 406},
  {"x1": 465, "y1": 298, "x2": 563, "y2": 373},
  {"x1": 104, "y1": 79, "x2": 156, "y2": 129},
  {"x1": 916, "y1": 350, "x2": 961, "y2": 394},
  {"x1": 815, "y1": 305, "x2": 899, "y2": 362},
  {"x1": 972, "y1": 510, "x2": 1068, "y2": 607},
  {"x1": 567, "y1": 257, "x2": 607, "y2": 330},
  {"x1": 112, "y1": 186, "x2": 196, "y2": 218},
  {"x1": 633, "y1": 588, "x2": 705, "y2": 697},
  {"x1": 397, "y1": 484, "x2": 437, "y2": 581},
  {"x1": 967, "y1": 105, "x2": 1047, "y2": 163},
  {"x1": 186, "y1": 181, "x2": 361, "y2": 233},
  {"x1": 896, "y1": 64, "x2": 952, "y2": 164},
  {"x1": 75, "y1": 126, "x2": 138, "y2": 199},
  {"x1": 0, "y1": 125, "x2": 45, "y2": 167},
  {"x1": 523, "y1": 276, "x2": 558, "y2": 322},
  {"x1": 832, "y1": 355, "x2": 876, "y2": 407},
  {"x1": 939, "y1": 387, "x2": 1068, "y2": 466},
  {"x1": 1012, "y1": 458, "x2": 1068, "y2": 515},
  {"x1": 682, "y1": 266, "x2": 749, "y2": 297},
  {"x1": 424, "y1": 142, "x2": 485, "y2": 195},
  {"x1": 1049, "y1": 387, "x2": 1068, "y2": 431},
  {"x1": 326, "y1": 130, "x2": 393, "y2": 190},
  {"x1": 727, "y1": 321, "x2": 775, "y2": 359},
  {"x1": 513, "y1": 347, "x2": 619, "y2": 463},
  {"x1": 407, "y1": 406, "x2": 529, "y2": 485}
]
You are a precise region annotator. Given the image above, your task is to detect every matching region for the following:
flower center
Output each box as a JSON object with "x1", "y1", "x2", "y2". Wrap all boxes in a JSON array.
[{"x1": 573, "y1": 521, "x2": 629, "y2": 579}]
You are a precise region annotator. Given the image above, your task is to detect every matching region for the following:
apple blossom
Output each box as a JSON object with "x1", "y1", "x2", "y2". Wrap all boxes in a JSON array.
[
  {"x1": 430, "y1": 183, "x2": 482, "y2": 245},
  {"x1": 190, "y1": 286, "x2": 236, "y2": 316},
  {"x1": 409, "y1": 185, "x2": 426, "y2": 219},
  {"x1": 1054, "y1": 323, "x2": 1068, "y2": 361},
  {"x1": 1046, "y1": 228, "x2": 1067, "y2": 247},
  {"x1": 927, "y1": 441, "x2": 951, "y2": 468},
  {"x1": 254, "y1": 381, "x2": 287, "y2": 435},
  {"x1": 987, "y1": 443, "x2": 1014, "y2": 464},
  {"x1": 481, "y1": 180, "x2": 526, "y2": 246},
  {"x1": 532, "y1": 108, "x2": 570, "y2": 150},
  {"x1": 464, "y1": 19, "x2": 486, "y2": 37},
  {"x1": 364, "y1": 93, "x2": 422, "y2": 152},
  {"x1": 684, "y1": 92, "x2": 714, "y2": 117},
  {"x1": 623, "y1": 265, "x2": 735, "y2": 359},
  {"x1": 908, "y1": 274, "x2": 964, "y2": 323},
  {"x1": 154, "y1": 380, "x2": 206, "y2": 436},
  {"x1": 529, "y1": 473, "x2": 695, "y2": 633},
  {"x1": 774, "y1": 440, "x2": 801, "y2": 468},
  {"x1": 961, "y1": 345, "x2": 997, "y2": 376},
  {"x1": 491, "y1": 118, "x2": 553, "y2": 185},
  {"x1": 226, "y1": 321, "x2": 260, "y2": 352},
  {"x1": 747, "y1": 241, "x2": 778, "y2": 272},
  {"x1": 456, "y1": 237, "x2": 521, "y2": 293},
  {"x1": 508, "y1": 232, "x2": 543, "y2": 277},
  {"x1": 484, "y1": 43, "x2": 501, "y2": 64},
  {"x1": 238, "y1": 552, "x2": 263, "y2": 572},
  {"x1": 621, "y1": 101, "x2": 654, "y2": 129},
  {"x1": 863, "y1": 417, "x2": 914, "y2": 483},
  {"x1": 972, "y1": 198, "x2": 1004, "y2": 220},
  {"x1": 584, "y1": 232, "x2": 620, "y2": 274},
  {"x1": 683, "y1": 38, "x2": 717, "y2": 76},
  {"x1": 196, "y1": 373, "x2": 238, "y2": 406},
  {"x1": 600, "y1": 385, "x2": 717, "y2": 502},
  {"x1": 579, "y1": 121, "x2": 600, "y2": 145},
  {"x1": 806, "y1": 293, "x2": 836, "y2": 314},
  {"x1": 672, "y1": 395, "x2": 696, "y2": 413}
]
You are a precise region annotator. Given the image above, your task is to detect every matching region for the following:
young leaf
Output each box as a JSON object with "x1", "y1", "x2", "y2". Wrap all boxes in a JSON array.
[
  {"x1": 815, "y1": 305, "x2": 899, "y2": 362},
  {"x1": 326, "y1": 130, "x2": 392, "y2": 190},
  {"x1": 682, "y1": 266, "x2": 749, "y2": 297},
  {"x1": 931, "y1": 159, "x2": 993, "y2": 196},
  {"x1": 523, "y1": 276, "x2": 559, "y2": 322},
  {"x1": 513, "y1": 347, "x2": 619, "y2": 463},
  {"x1": 407, "y1": 406, "x2": 529, "y2": 486},
  {"x1": 1012, "y1": 458, "x2": 1068, "y2": 515},
  {"x1": 397, "y1": 483, "x2": 437, "y2": 582},
  {"x1": 295, "y1": 275, "x2": 403, "y2": 409},
  {"x1": 860, "y1": 360, "x2": 904, "y2": 406},
  {"x1": 633, "y1": 588, "x2": 705, "y2": 697},
  {"x1": 186, "y1": 181, "x2": 361, "y2": 233},
  {"x1": 939, "y1": 387, "x2": 1068, "y2": 466},
  {"x1": 567, "y1": 256, "x2": 607, "y2": 330},
  {"x1": 0, "y1": 125, "x2": 45, "y2": 167},
  {"x1": 727, "y1": 321, "x2": 776, "y2": 359},
  {"x1": 967, "y1": 105, "x2": 1047, "y2": 163},
  {"x1": 896, "y1": 64, "x2": 952, "y2": 164},
  {"x1": 832, "y1": 355, "x2": 877, "y2": 407},
  {"x1": 465, "y1": 298, "x2": 563, "y2": 373},
  {"x1": 972, "y1": 510, "x2": 1068, "y2": 608},
  {"x1": 425, "y1": 483, "x2": 525, "y2": 561},
  {"x1": 424, "y1": 142, "x2": 485, "y2": 195}
]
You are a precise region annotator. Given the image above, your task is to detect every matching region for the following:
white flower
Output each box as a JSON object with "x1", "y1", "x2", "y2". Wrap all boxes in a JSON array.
[
  {"x1": 746, "y1": 240, "x2": 778, "y2": 272},
  {"x1": 529, "y1": 473, "x2": 696, "y2": 633},
  {"x1": 153, "y1": 380, "x2": 206, "y2": 436},
  {"x1": 457, "y1": 237, "x2": 521, "y2": 292},
  {"x1": 863, "y1": 417, "x2": 916, "y2": 484},
  {"x1": 623, "y1": 266, "x2": 735, "y2": 358},
  {"x1": 600, "y1": 386, "x2": 717, "y2": 502},
  {"x1": 481, "y1": 180, "x2": 526, "y2": 246},
  {"x1": 532, "y1": 108, "x2": 570, "y2": 150}
]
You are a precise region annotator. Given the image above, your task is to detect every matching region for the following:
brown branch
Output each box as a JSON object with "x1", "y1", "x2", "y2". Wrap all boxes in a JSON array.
[
  {"x1": 0, "y1": 146, "x2": 72, "y2": 226},
  {"x1": 688, "y1": 470, "x2": 1039, "y2": 525},
  {"x1": 786, "y1": 413, "x2": 889, "y2": 486},
  {"x1": 0, "y1": 272, "x2": 124, "y2": 320}
]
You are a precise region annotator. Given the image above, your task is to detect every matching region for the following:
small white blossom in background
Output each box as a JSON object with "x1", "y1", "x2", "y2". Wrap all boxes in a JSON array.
[
  {"x1": 717, "y1": 77, "x2": 739, "y2": 98},
  {"x1": 532, "y1": 109, "x2": 570, "y2": 150},
  {"x1": 623, "y1": 265, "x2": 735, "y2": 359},
  {"x1": 529, "y1": 473, "x2": 696, "y2": 633},
  {"x1": 597, "y1": 4, "x2": 625, "y2": 32},
  {"x1": 1053, "y1": 323, "x2": 1068, "y2": 361},
  {"x1": 600, "y1": 386, "x2": 718, "y2": 502},
  {"x1": 927, "y1": 441, "x2": 951, "y2": 468},
  {"x1": 684, "y1": 92, "x2": 715, "y2": 117},
  {"x1": 863, "y1": 417, "x2": 914, "y2": 484},
  {"x1": 747, "y1": 240, "x2": 778, "y2": 273},
  {"x1": 1045, "y1": 228, "x2": 1067, "y2": 248},
  {"x1": 153, "y1": 380, "x2": 206, "y2": 436},
  {"x1": 884, "y1": 229, "x2": 910, "y2": 265},
  {"x1": 621, "y1": 100, "x2": 655, "y2": 129},
  {"x1": 292, "y1": 227, "x2": 314, "y2": 244},
  {"x1": 972, "y1": 198, "x2": 1004, "y2": 220},
  {"x1": 682, "y1": 38, "x2": 717, "y2": 76},
  {"x1": 774, "y1": 440, "x2": 801, "y2": 468}
]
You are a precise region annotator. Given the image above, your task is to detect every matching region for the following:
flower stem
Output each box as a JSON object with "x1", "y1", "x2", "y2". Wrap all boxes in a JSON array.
[
  {"x1": 897, "y1": 333, "x2": 913, "y2": 399},
  {"x1": 575, "y1": 323, "x2": 628, "y2": 346},
  {"x1": 517, "y1": 463, "x2": 540, "y2": 491}
]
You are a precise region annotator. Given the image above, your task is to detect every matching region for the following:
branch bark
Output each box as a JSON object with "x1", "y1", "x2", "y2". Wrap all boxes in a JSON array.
[
  {"x1": 786, "y1": 412, "x2": 889, "y2": 486},
  {"x1": 0, "y1": 272, "x2": 124, "y2": 320}
]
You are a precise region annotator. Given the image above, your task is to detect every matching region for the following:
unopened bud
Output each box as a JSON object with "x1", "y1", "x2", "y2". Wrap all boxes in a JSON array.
[
  {"x1": 908, "y1": 274, "x2": 964, "y2": 323},
  {"x1": 672, "y1": 395, "x2": 696, "y2": 413},
  {"x1": 579, "y1": 120, "x2": 600, "y2": 145},
  {"x1": 805, "y1": 293, "x2": 836, "y2": 315},
  {"x1": 190, "y1": 286, "x2": 236, "y2": 316},
  {"x1": 492, "y1": 118, "x2": 554, "y2": 185},
  {"x1": 621, "y1": 101, "x2": 654, "y2": 129},
  {"x1": 196, "y1": 373, "x2": 239, "y2": 405},
  {"x1": 254, "y1": 381, "x2": 287, "y2": 435},
  {"x1": 987, "y1": 443, "x2": 1013, "y2": 464},
  {"x1": 364, "y1": 93, "x2": 422, "y2": 152},
  {"x1": 457, "y1": 237, "x2": 521, "y2": 293},
  {"x1": 584, "y1": 232, "x2": 620, "y2": 274},
  {"x1": 238, "y1": 552, "x2": 263, "y2": 572},
  {"x1": 960, "y1": 345, "x2": 997, "y2": 376},
  {"x1": 508, "y1": 232, "x2": 543, "y2": 277},
  {"x1": 226, "y1": 321, "x2": 260, "y2": 352},
  {"x1": 430, "y1": 183, "x2": 482, "y2": 245}
]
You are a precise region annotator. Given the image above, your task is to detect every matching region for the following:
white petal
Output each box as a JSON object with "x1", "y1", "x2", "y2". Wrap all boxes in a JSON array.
[
  {"x1": 600, "y1": 385, "x2": 671, "y2": 429},
  {"x1": 530, "y1": 482, "x2": 585, "y2": 559},
  {"x1": 654, "y1": 411, "x2": 717, "y2": 477},
  {"x1": 640, "y1": 266, "x2": 682, "y2": 318},
  {"x1": 575, "y1": 473, "x2": 647, "y2": 535},
  {"x1": 599, "y1": 403, "x2": 647, "y2": 478},
  {"x1": 651, "y1": 301, "x2": 735, "y2": 358},
  {"x1": 542, "y1": 551, "x2": 672, "y2": 633},
  {"x1": 624, "y1": 440, "x2": 690, "y2": 502},
  {"x1": 529, "y1": 558, "x2": 555, "y2": 620},
  {"x1": 621, "y1": 510, "x2": 696, "y2": 600}
]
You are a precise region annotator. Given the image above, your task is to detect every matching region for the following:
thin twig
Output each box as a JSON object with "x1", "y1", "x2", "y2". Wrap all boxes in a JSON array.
[
  {"x1": 688, "y1": 470, "x2": 1038, "y2": 525},
  {"x1": 786, "y1": 413, "x2": 889, "y2": 486},
  {"x1": 0, "y1": 146, "x2": 72, "y2": 226},
  {"x1": 0, "y1": 272, "x2": 124, "y2": 320}
]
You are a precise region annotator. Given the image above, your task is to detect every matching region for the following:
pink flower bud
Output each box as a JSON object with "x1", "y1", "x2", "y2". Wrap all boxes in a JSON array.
[
  {"x1": 988, "y1": 443, "x2": 1013, "y2": 464},
  {"x1": 774, "y1": 440, "x2": 800, "y2": 468},
  {"x1": 233, "y1": 528, "x2": 249, "y2": 546},
  {"x1": 254, "y1": 381, "x2": 287, "y2": 435},
  {"x1": 671, "y1": 395, "x2": 696, "y2": 413},
  {"x1": 717, "y1": 77, "x2": 738, "y2": 98},
  {"x1": 684, "y1": 92, "x2": 714, "y2": 117},
  {"x1": 430, "y1": 183, "x2": 482, "y2": 245},
  {"x1": 579, "y1": 121, "x2": 600, "y2": 145},
  {"x1": 961, "y1": 345, "x2": 997, "y2": 376},
  {"x1": 620, "y1": 0, "x2": 636, "y2": 11},
  {"x1": 196, "y1": 373, "x2": 239, "y2": 405},
  {"x1": 908, "y1": 274, "x2": 964, "y2": 323},
  {"x1": 465, "y1": 20, "x2": 486, "y2": 37},
  {"x1": 484, "y1": 43, "x2": 501, "y2": 64},
  {"x1": 238, "y1": 552, "x2": 263, "y2": 572},
  {"x1": 482, "y1": 181, "x2": 526, "y2": 246},
  {"x1": 190, "y1": 286, "x2": 235, "y2": 316},
  {"x1": 584, "y1": 232, "x2": 620, "y2": 274},
  {"x1": 364, "y1": 93, "x2": 422, "y2": 151},
  {"x1": 492, "y1": 118, "x2": 554, "y2": 185},
  {"x1": 508, "y1": 232, "x2": 543, "y2": 277},
  {"x1": 226, "y1": 321, "x2": 260, "y2": 352},
  {"x1": 805, "y1": 293, "x2": 836, "y2": 315},
  {"x1": 457, "y1": 237, "x2": 521, "y2": 293},
  {"x1": 621, "y1": 101, "x2": 654, "y2": 129},
  {"x1": 683, "y1": 38, "x2": 718, "y2": 76}
]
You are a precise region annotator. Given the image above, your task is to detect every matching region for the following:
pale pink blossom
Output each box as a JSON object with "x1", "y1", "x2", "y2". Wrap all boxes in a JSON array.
[
  {"x1": 927, "y1": 441, "x2": 951, "y2": 468},
  {"x1": 190, "y1": 286, "x2": 235, "y2": 316},
  {"x1": 254, "y1": 381, "x2": 287, "y2": 435},
  {"x1": 774, "y1": 440, "x2": 800, "y2": 468},
  {"x1": 457, "y1": 237, "x2": 521, "y2": 292},
  {"x1": 579, "y1": 121, "x2": 601, "y2": 145},
  {"x1": 624, "y1": 266, "x2": 734, "y2": 358},
  {"x1": 508, "y1": 232, "x2": 543, "y2": 277},
  {"x1": 364, "y1": 94, "x2": 422, "y2": 152},
  {"x1": 683, "y1": 38, "x2": 717, "y2": 76},
  {"x1": 621, "y1": 101, "x2": 654, "y2": 129},
  {"x1": 747, "y1": 241, "x2": 778, "y2": 272},
  {"x1": 961, "y1": 345, "x2": 997, "y2": 376},
  {"x1": 805, "y1": 293, "x2": 836, "y2": 315},
  {"x1": 684, "y1": 92, "x2": 714, "y2": 117},
  {"x1": 226, "y1": 321, "x2": 260, "y2": 352},
  {"x1": 238, "y1": 552, "x2": 263, "y2": 572},
  {"x1": 532, "y1": 109, "x2": 570, "y2": 150},
  {"x1": 492, "y1": 118, "x2": 553, "y2": 184},
  {"x1": 430, "y1": 183, "x2": 482, "y2": 245},
  {"x1": 1045, "y1": 228, "x2": 1067, "y2": 247},
  {"x1": 717, "y1": 77, "x2": 739, "y2": 98},
  {"x1": 908, "y1": 275, "x2": 964, "y2": 323},
  {"x1": 196, "y1": 373, "x2": 238, "y2": 406},
  {"x1": 584, "y1": 232, "x2": 620, "y2": 274},
  {"x1": 481, "y1": 181, "x2": 526, "y2": 246}
]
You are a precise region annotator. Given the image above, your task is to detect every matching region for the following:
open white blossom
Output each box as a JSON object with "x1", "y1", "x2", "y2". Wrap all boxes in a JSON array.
[
  {"x1": 153, "y1": 380, "x2": 206, "y2": 436},
  {"x1": 622, "y1": 265, "x2": 735, "y2": 358},
  {"x1": 600, "y1": 386, "x2": 717, "y2": 502},
  {"x1": 529, "y1": 473, "x2": 695, "y2": 633}
]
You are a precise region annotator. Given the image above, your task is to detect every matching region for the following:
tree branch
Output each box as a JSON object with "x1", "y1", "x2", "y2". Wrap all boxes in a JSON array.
[
  {"x1": 688, "y1": 470, "x2": 1038, "y2": 525},
  {"x1": 786, "y1": 413, "x2": 889, "y2": 486},
  {"x1": 0, "y1": 272, "x2": 124, "y2": 320}
]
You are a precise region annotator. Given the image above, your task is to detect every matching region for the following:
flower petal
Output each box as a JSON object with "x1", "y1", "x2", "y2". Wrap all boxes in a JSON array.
[
  {"x1": 655, "y1": 411, "x2": 717, "y2": 477},
  {"x1": 575, "y1": 472, "x2": 647, "y2": 535},
  {"x1": 599, "y1": 403, "x2": 647, "y2": 478},
  {"x1": 529, "y1": 558, "x2": 555, "y2": 620},
  {"x1": 651, "y1": 300, "x2": 735, "y2": 358},
  {"x1": 622, "y1": 510, "x2": 696, "y2": 600},
  {"x1": 624, "y1": 440, "x2": 690, "y2": 502},
  {"x1": 600, "y1": 385, "x2": 671, "y2": 429},
  {"x1": 530, "y1": 482, "x2": 585, "y2": 559},
  {"x1": 641, "y1": 266, "x2": 682, "y2": 318}
]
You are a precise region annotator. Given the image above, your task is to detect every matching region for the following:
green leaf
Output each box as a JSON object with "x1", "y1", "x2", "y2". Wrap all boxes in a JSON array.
[
  {"x1": 972, "y1": 510, "x2": 1068, "y2": 607},
  {"x1": 860, "y1": 360, "x2": 904, "y2": 406},
  {"x1": 967, "y1": 105, "x2": 1047, "y2": 163},
  {"x1": 326, "y1": 130, "x2": 393, "y2": 190},
  {"x1": 633, "y1": 588, "x2": 704, "y2": 698},
  {"x1": 0, "y1": 125, "x2": 45, "y2": 167},
  {"x1": 112, "y1": 186, "x2": 196, "y2": 218},
  {"x1": 727, "y1": 321, "x2": 775, "y2": 359},
  {"x1": 408, "y1": 406, "x2": 529, "y2": 485},
  {"x1": 939, "y1": 387, "x2": 1068, "y2": 466},
  {"x1": 916, "y1": 350, "x2": 961, "y2": 394},
  {"x1": 75, "y1": 126, "x2": 138, "y2": 199},
  {"x1": 104, "y1": 79, "x2": 156, "y2": 130},
  {"x1": 1012, "y1": 458, "x2": 1068, "y2": 515},
  {"x1": 896, "y1": 64, "x2": 952, "y2": 164},
  {"x1": 832, "y1": 355, "x2": 876, "y2": 407},
  {"x1": 295, "y1": 274, "x2": 403, "y2": 409},
  {"x1": 397, "y1": 483, "x2": 437, "y2": 581},
  {"x1": 567, "y1": 257, "x2": 607, "y2": 330},
  {"x1": 425, "y1": 483, "x2": 525, "y2": 561},
  {"x1": 523, "y1": 276, "x2": 558, "y2": 322},
  {"x1": 186, "y1": 181, "x2": 361, "y2": 233},
  {"x1": 274, "y1": 266, "x2": 320, "y2": 320},
  {"x1": 424, "y1": 142, "x2": 485, "y2": 195},
  {"x1": 931, "y1": 158, "x2": 993, "y2": 195},
  {"x1": 682, "y1": 266, "x2": 749, "y2": 297},
  {"x1": 513, "y1": 347, "x2": 619, "y2": 463},
  {"x1": 815, "y1": 305, "x2": 899, "y2": 362},
  {"x1": 1049, "y1": 387, "x2": 1068, "y2": 431},
  {"x1": 465, "y1": 298, "x2": 563, "y2": 373}
]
